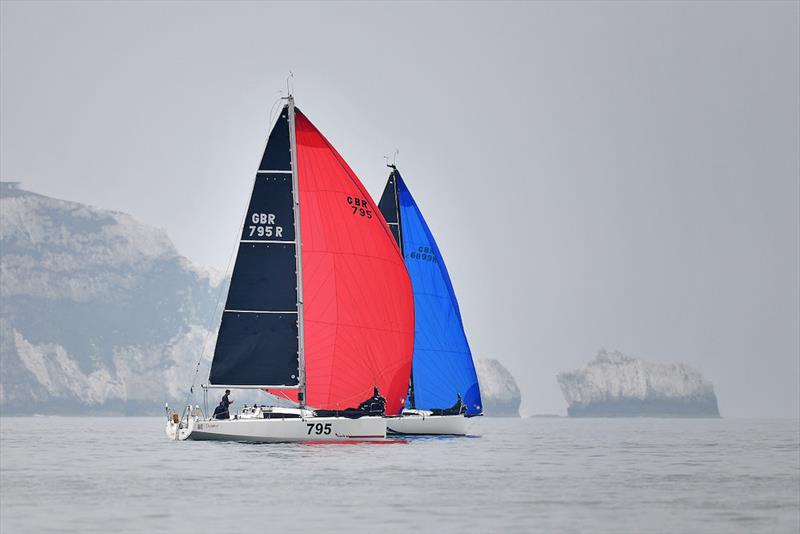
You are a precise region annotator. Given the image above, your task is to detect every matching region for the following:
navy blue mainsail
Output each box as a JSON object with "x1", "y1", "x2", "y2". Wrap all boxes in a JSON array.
[
  {"x1": 378, "y1": 168, "x2": 483, "y2": 416},
  {"x1": 209, "y1": 108, "x2": 300, "y2": 386}
]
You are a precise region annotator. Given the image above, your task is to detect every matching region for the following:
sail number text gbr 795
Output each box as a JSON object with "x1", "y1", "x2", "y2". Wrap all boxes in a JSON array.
[{"x1": 247, "y1": 212, "x2": 285, "y2": 239}]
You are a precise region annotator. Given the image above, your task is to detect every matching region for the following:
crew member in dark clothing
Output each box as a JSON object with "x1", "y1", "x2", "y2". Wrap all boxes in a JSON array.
[
  {"x1": 213, "y1": 401, "x2": 228, "y2": 420},
  {"x1": 431, "y1": 393, "x2": 465, "y2": 416},
  {"x1": 452, "y1": 393, "x2": 464, "y2": 415},
  {"x1": 357, "y1": 386, "x2": 386, "y2": 415},
  {"x1": 213, "y1": 389, "x2": 233, "y2": 420}
]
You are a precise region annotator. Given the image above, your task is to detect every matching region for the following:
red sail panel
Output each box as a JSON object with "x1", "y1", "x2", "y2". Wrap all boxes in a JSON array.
[{"x1": 278, "y1": 110, "x2": 414, "y2": 415}]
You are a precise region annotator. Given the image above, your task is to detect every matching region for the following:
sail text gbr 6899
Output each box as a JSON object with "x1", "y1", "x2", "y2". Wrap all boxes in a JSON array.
[{"x1": 166, "y1": 96, "x2": 415, "y2": 442}]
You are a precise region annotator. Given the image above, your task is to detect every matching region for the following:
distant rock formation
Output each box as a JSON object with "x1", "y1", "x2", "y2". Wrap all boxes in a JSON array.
[
  {"x1": 0, "y1": 183, "x2": 526, "y2": 417},
  {"x1": 0, "y1": 183, "x2": 224, "y2": 415},
  {"x1": 475, "y1": 358, "x2": 521, "y2": 417},
  {"x1": 557, "y1": 350, "x2": 720, "y2": 417}
]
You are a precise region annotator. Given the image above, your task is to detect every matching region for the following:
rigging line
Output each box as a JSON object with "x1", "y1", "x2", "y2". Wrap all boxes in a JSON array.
[
  {"x1": 182, "y1": 212, "x2": 241, "y2": 410},
  {"x1": 286, "y1": 71, "x2": 294, "y2": 98},
  {"x1": 267, "y1": 93, "x2": 283, "y2": 132},
  {"x1": 262, "y1": 387, "x2": 295, "y2": 405},
  {"x1": 183, "y1": 96, "x2": 284, "y2": 408}
]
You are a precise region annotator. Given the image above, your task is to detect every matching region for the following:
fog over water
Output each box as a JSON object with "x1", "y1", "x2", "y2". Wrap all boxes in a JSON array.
[{"x1": 1, "y1": 1, "x2": 798, "y2": 417}]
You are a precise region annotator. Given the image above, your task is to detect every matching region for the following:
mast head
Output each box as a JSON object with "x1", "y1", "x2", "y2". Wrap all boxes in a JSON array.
[
  {"x1": 280, "y1": 72, "x2": 295, "y2": 110},
  {"x1": 284, "y1": 71, "x2": 295, "y2": 101},
  {"x1": 384, "y1": 149, "x2": 399, "y2": 170}
]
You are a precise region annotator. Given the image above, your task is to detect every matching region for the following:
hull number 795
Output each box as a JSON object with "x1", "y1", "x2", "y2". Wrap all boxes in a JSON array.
[{"x1": 307, "y1": 423, "x2": 332, "y2": 435}]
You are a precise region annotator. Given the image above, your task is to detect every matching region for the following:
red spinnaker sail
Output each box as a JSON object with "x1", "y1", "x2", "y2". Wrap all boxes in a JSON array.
[{"x1": 275, "y1": 111, "x2": 414, "y2": 415}]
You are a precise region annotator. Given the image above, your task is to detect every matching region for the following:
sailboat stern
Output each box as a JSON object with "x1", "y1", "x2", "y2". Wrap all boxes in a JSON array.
[
  {"x1": 165, "y1": 405, "x2": 199, "y2": 441},
  {"x1": 386, "y1": 410, "x2": 468, "y2": 436}
]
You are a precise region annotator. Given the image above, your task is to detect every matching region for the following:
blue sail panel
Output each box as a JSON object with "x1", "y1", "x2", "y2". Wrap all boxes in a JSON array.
[{"x1": 396, "y1": 174, "x2": 482, "y2": 415}]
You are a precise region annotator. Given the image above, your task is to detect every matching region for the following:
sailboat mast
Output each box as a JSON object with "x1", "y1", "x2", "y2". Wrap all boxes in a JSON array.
[
  {"x1": 391, "y1": 168, "x2": 415, "y2": 410},
  {"x1": 391, "y1": 169, "x2": 404, "y2": 252},
  {"x1": 288, "y1": 95, "x2": 307, "y2": 408}
]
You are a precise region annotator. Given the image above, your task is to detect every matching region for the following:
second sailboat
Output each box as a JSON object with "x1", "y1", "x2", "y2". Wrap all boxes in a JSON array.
[{"x1": 378, "y1": 165, "x2": 483, "y2": 435}]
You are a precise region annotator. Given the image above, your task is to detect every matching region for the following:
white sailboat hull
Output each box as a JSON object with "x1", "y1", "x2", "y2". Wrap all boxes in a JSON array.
[
  {"x1": 166, "y1": 409, "x2": 386, "y2": 443},
  {"x1": 386, "y1": 411, "x2": 468, "y2": 436}
]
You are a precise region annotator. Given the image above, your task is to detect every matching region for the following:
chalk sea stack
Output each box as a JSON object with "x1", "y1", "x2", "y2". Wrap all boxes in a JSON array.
[
  {"x1": 557, "y1": 350, "x2": 720, "y2": 417},
  {"x1": 475, "y1": 358, "x2": 521, "y2": 417}
]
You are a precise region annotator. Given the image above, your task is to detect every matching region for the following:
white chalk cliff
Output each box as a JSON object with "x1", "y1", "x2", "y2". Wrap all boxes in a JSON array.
[
  {"x1": 0, "y1": 183, "x2": 222, "y2": 414},
  {"x1": 0, "y1": 183, "x2": 524, "y2": 416},
  {"x1": 557, "y1": 349, "x2": 720, "y2": 417}
]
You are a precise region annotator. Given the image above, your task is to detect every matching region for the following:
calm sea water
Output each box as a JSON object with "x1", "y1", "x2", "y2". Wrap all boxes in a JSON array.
[{"x1": 0, "y1": 417, "x2": 798, "y2": 533}]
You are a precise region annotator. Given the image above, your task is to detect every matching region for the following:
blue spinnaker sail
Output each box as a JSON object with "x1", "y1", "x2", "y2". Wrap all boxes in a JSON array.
[{"x1": 384, "y1": 171, "x2": 482, "y2": 416}]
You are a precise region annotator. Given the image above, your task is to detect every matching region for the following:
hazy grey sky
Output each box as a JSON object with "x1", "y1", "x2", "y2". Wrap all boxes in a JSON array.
[{"x1": 2, "y1": 1, "x2": 798, "y2": 417}]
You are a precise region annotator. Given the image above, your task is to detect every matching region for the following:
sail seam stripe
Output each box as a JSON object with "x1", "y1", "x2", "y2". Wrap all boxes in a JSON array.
[
  {"x1": 239, "y1": 240, "x2": 296, "y2": 244},
  {"x1": 300, "y1": 248, "x2": 406, "y2": 266},
  {"x1": 224, "y1": 309, "x2": 298, "y2": 314},
  {"x1": 206, "y1": 386, "x2": 300, "y2": 389},
  {"x1": 306, "y1": 317, "x2": 409, "y2": 335},
  {"x1": 257, "y1": 170, "x2": 292, "y2": 174}
]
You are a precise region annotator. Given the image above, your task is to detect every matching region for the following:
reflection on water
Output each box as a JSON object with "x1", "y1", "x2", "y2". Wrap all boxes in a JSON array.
[{"x1": 1, "y1": 417, "x2": 798, "y2": 533}]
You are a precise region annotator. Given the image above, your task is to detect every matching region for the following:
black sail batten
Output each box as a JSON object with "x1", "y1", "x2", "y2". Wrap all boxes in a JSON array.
[
  {"x1": 209, "y1": 106, "x2": 301, "y2": 387},
  {"x1": 377, "y1": 168, "x2": 414, "y2": 408}
]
